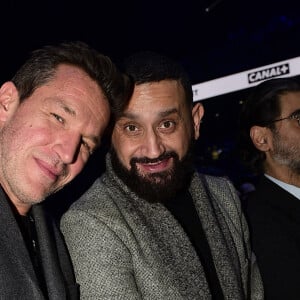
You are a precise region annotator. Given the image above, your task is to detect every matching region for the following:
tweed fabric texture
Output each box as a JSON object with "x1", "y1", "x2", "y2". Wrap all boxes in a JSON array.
[{"x1": 61, "y1": 153, "x2": 263, "y2": 299}]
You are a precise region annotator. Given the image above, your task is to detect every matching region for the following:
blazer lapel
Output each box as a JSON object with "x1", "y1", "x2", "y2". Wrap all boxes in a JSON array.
[
  {"x1": 0, "y1": 188, "x2": 43, "y2": 297},
  {"x1": 190, "y1": 174, "x2": 244, "y2": 299},
  {"x1": 32, "y1": 204, "x2": 66, "y2": 300}
]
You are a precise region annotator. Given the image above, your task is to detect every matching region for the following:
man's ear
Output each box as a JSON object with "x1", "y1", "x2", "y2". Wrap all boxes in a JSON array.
[
  {"x1": 192, "y1": 102, "x2": 204, "y2": 140},
  {"x1": 0, "y1": 81, "x2": 20, "y2": 123},
  {"x1": 250, "y1": 125, "x2": 271, "y2": 152}
]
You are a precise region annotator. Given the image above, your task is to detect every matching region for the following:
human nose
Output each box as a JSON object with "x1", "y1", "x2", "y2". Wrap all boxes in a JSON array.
[
  {"x1": 141, "y1": 129, "x2": 165, "y2": 158},
  {"x1": 52, "y1": 132, "x2": 81, "y2": 164}
]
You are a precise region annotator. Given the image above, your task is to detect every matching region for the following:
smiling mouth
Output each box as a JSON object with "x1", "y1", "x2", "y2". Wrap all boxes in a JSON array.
[
  {"x1": 35, "y1": 158, "x2": 60, "y2": 181},
  {"x1": 138, "y1": 157, "x2": 172, "y2": 173}
]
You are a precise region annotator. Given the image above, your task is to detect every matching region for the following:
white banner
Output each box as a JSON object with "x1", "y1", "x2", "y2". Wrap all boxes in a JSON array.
[{"x1": 192, "y1": 56, "x2": 300, "y2": 101}]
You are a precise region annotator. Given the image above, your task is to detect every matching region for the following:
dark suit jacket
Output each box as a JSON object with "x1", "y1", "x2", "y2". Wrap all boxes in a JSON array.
[
  {"x1": 0, "y1": 188, "x2": 79, "y2": 299},
  {"x1": 243, "y1": 175, "x2": 300, "y2": 300}
]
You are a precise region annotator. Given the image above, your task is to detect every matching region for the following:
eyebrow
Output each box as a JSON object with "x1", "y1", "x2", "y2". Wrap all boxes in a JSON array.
[
  {"x1": 57, "y1": 100, "x2": 76, "y2": 117},
  {"x1": 159, "y1": 108, "x2": 179, "y2": 118},
  {"x1": 56, "y1": 99, "x2": 100, "y2": 146},
  {"x1": 120, "y1": 108, "x2": 179, "y2": 120}
]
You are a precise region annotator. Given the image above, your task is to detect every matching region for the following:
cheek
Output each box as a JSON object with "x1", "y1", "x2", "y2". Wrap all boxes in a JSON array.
[
  {"x1": 2, "y1": 124, "x2": 38, "y2": 153},
  {"x1": 168, "y1": 132, "x2": 190, "y2": 159},
  {"x1": 115, "y1": 143, "x2": 133, "y2": 167},
  {"x1": 112, "y1": 136, "x2": 134, "y2": 167}
]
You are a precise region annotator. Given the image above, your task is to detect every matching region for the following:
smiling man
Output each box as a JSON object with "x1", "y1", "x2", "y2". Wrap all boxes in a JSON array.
[
  {"x1": 61, "y1": 51, "x2": 263, "y2": 299},
  {"x1": 0, "y1": 41, "x2": 129, "y2": 299},
  {"x1": 110, "y1": 79, "x2": 198, "y2": 204}
]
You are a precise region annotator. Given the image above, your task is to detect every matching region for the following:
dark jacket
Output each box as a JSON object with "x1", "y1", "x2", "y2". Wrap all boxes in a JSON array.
[
  {"x1": 0, "y1": 187, "x2": 79, "y2": 299},
  {"x1": 243, "y1": 175, "x2": 300, "y2": 300}
]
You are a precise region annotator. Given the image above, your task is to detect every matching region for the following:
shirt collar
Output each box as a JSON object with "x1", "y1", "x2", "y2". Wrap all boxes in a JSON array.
[{"x1": 264, "y1": 174, "x2": 300, "y2": 200}]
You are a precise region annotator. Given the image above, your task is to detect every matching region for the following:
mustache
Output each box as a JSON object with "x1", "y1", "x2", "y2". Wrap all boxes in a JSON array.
[{"x1": 130, "y1": 151, "x2": 178, "y2": 165}]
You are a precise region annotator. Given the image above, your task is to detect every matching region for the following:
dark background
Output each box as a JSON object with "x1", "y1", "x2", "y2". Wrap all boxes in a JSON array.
[
  {"x1": 2, "y1": 0, "x2": 300, "y2": 84},
  {"x1": 1, "y1": 0, "x2": 300, "y2": 217}
]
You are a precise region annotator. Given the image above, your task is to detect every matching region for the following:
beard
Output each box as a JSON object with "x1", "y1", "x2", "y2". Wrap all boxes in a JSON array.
[
  {"x1": 272, "y1": 129, "x2": 300, "y2": 174},
  {"x1": 110, "y1": 145, "x2": 195, "y2": 203}
]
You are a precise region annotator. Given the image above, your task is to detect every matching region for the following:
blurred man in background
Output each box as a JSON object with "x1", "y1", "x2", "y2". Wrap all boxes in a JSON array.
[{"x1": 239, "y1": 77, "x2": 300, "y2": 299}]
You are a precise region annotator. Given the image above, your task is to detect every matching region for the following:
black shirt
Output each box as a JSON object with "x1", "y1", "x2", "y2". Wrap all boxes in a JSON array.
[
  {"x1": 14, "y1": 209, "x2": 48, "y2": 298},
  {"x1": 164, "y1": 190, "x2": 224, "y2": 300}
]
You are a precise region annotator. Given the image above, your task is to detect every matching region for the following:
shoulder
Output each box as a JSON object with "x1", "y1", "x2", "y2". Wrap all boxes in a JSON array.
[
  {"x1": 61, "y1": 175, "x2": 125, "y2": 228},
  {"x1": 196, "y1": 173, "x2": 239, "y2": 203},
  {"x1": 202, "y1": 174, "x2": 235, "y2": 188},
  {"x1": 206, "y1": 174, "x2": 241, "y2": 212},
  {"x1": 194, "y1": 173, "x2": 244, "y2": 226},
  {"x1": 67, "y1": 176, "x2": 109, "y2": 210}
]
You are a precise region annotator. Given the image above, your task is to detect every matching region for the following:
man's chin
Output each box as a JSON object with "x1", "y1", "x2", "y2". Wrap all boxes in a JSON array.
[
  {"x1": 110, "y1": 147, "x2": 195, "y2": 204},
  {"x1": 127, "y1": 172, "x2": 178, "y2": 203},
  {"x1": 137, "y1": 171, "x2": 172, "y2": 184}
]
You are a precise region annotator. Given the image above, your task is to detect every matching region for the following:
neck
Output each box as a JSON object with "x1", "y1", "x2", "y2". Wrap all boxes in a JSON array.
[
  {"x1": 265, "y1": 165, "x2": 300, "y2": 187},
  {"x1": 0, "y1": 182, "x2": 30, "y2": 215}
]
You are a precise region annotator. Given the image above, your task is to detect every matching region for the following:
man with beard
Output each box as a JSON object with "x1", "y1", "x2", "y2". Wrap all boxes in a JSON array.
[
  {"x1": 61, "y1": 51, "x2": 263, "y2": 299},
  {"x1": 238, "y1": 77, "x2": 300, "y2": 300}
]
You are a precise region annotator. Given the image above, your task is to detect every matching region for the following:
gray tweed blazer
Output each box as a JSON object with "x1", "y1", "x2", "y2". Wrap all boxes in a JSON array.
[{"x1": 61, "y1": 154, "x2": 263, "y2": 299}]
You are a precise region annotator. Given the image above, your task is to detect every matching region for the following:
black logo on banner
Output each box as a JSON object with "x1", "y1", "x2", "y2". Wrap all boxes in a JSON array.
[{"x1": 248, "y1": 63, "x2": 290, "y2": 84}]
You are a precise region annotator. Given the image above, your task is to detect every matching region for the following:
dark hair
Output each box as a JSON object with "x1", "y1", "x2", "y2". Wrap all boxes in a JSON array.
[
  {"x1": 11, "y1": 41, "x2": 132, "y2": 114},
  {"x1": 116, "y1": 51, "x2": 193, "y2": 116},
  {"x1": 238, "y1": 76, "x2": 300, "y2": 173}
]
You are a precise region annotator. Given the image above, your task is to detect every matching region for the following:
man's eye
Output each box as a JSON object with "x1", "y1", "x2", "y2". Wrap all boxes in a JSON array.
[
  {"x1": 125, "y1": 124, "x2": 138, "y2": 132},
  {"x1": 291, "y1": 113, "x2": 300, "y2": 126},
  {"x1": 51, "y1": 113, "x2": 65, "y2": 124},
  {"x1": 123, "y1": 124, "x2": 142, "y2": 136},
  {"x1": 160, "y1": 120, "x2": 175, "y2": 129},
  {"x1": 82, "y1": 140, "x2": 93, "y2": 155},
  {"x1": 291, "y1": 113, "x2": 300, "y2": 120}
]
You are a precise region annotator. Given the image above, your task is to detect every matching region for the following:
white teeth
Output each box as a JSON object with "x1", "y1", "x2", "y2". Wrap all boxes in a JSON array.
[{"x1": 147, "y1": 162, "x2": 160, "y2": 165}]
